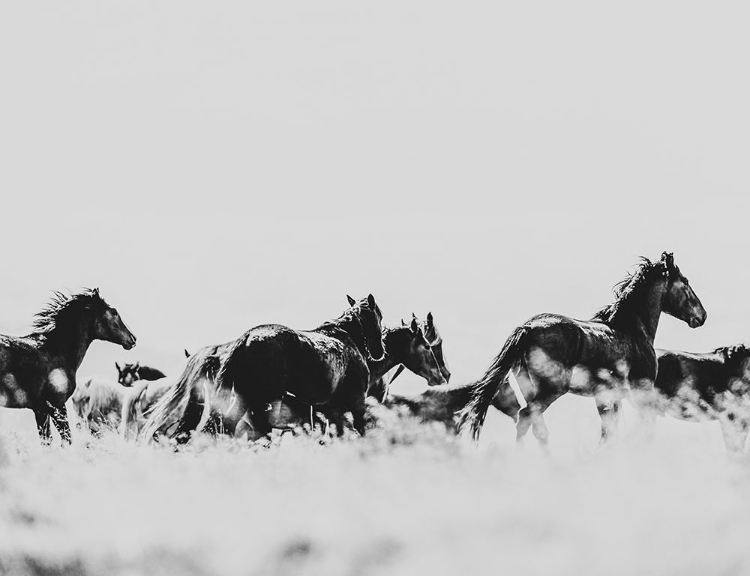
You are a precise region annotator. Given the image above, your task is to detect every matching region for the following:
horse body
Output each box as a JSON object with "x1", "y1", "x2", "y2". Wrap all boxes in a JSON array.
[
  {"x1": 141, "y1": 295, "x2": 385, "y2": 442},
  {"x1": 459, "y1": 252, "x2": 707, "y2": 447},
  {"x1": 0, "y1": 289, "x2": 136, "y2": 444},
  {"x1": 655, "y1": 346, "x2": 750, "y2": 452}
]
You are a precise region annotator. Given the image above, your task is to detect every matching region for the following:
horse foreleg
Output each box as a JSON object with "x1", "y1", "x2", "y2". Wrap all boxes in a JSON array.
[
  {"x1": 34, "y1": 410, "x2": 52, "y2": 446},
  {"x1": 595, "y1": 397, "x2": 621, "y2": 444}
]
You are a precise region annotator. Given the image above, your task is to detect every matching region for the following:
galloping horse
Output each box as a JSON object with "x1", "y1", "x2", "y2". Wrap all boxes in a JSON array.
[
  {"x1": 142, "y1": 295, "x2": 385, "y2": 442},
  {"x1": 369, "y1": 312, "x2": 451, "y2": 401},
  {"x1": 237, "y1": 315, "x2": 448, "y2": 438},
  {"x1": 655, "y1": 345, "x2": 750, "y2": 452},
  {"x1": 0, "y1": 288, "x2": 136, "y2": 444},
  {"x1": 70, "y1": 376, "x2": 129, "y2": 435},
  {"x1": 459, "y1": 252, "x2": 707, "y2": 446},
  {"x1": 116, "y1": 362, "x2": 166, "y2": 387}
]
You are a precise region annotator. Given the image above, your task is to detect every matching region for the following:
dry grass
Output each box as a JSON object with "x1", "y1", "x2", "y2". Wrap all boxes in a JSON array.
[{"x1": 0, "y1": 402, "x2": 749, "y2": 576}]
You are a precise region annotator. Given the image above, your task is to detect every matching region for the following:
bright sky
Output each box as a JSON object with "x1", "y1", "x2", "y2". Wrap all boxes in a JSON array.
[{"x1": 1, "y1": 1, "x2": 749, "y2": 415}]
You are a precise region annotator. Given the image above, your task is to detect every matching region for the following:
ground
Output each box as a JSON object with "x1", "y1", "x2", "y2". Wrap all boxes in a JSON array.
[{"x1": 0, "y1": 398, "x2": 749, "y2": 576}]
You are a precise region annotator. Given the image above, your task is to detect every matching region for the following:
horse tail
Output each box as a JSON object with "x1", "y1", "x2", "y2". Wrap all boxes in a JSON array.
[
  {"x1": 120, "y1": 381, "x2": 148, "y2": 438},
  {"x1": 458, "y1": 325, "x2": 530, "y2": 441},
  {"x1": 140, "y1": 355, "x2": 211, "y2": 443}
]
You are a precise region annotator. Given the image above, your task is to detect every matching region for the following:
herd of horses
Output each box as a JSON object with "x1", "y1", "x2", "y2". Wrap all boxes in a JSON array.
[{"x1": 1, "y1": 252, "x2": 749, "y2": 453}]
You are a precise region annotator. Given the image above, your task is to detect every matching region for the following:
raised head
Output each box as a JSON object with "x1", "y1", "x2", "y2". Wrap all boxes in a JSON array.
[
  {"x1": 400, "y1": 316, "x2": 446, "y2": 387},
  {"x1": 422, "y1": 311, "x2": 451, "y2": 383},
  {"x1": 347, "y1": 294, "x2": 386, "y2": 361},
  {"x1": 660, "y1": 252, "x2": 707, "y2": 329},
  {"x1": 86, "y1": 289, "x2": 137, "y2": 349}
]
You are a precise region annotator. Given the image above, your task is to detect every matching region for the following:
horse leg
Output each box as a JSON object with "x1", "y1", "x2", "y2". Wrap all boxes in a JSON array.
[
  {"x1": 34, "y1": 410, "x2": 52, "y2": 446},
  {"x1": 514, "y1": 367, "x2": 535, "y2": 443},
  {"x1": 48, "y1": 403, "x2": 72, "y2": 445},
  {"x1": 516, "y1": 406, "x2": 534, "y2": 443},
  {"x1": 719, "y1": 415, "x2": 749, "y2": 454},
  {"x1": 595, "y1": 397, "x2": 621, "y2": 444},
  {"x1": 528, "y1": 390, "x2": 567, "y2": 450}
]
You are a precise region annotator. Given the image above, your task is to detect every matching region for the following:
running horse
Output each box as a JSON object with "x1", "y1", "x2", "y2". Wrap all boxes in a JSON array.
[
  {"x1": 142, "y1": 294, "x2": 385, "y2": 442},
  {"x1": 459, "y1": 252, "x2": 707, "y2": 447},
  {"x1": 0, "y1": 289, "x2": 136, "y2": 444},
  {"x1": 655, "y1": 345, "x2": 750, "y2": 452}
]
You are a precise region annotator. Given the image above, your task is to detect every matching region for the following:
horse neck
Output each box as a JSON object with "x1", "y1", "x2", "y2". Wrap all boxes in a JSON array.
[
  {"x1": 610, "y1": 278, "x2": 667, "y2": 344},
  {"x1": 322, "y1": 314, "x2": 367, "y2": 356},
  {"x1": 368, "y1": 328, "x2": 404, "y2": 381},
  {"x1": 39, "y1": 316, "x2": 95, "y2": 372}
]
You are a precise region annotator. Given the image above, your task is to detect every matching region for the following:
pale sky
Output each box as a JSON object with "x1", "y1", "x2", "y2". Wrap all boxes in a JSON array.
[{"x1": 1, "y1": 0, "x2": 749, "y2": 407}]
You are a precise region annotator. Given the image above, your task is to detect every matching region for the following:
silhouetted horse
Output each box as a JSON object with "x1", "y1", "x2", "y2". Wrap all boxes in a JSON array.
[
  {"x1": 116, "y1": 362, "x2": 167, "y2": 387},
  {"x1": 655, "y1": 345, "x2": 750, "y2": 452},
  {"x1": 0, "y1": 288, "x2": 136, "y2": 444},
  {"x1": 459, "y1": 252, "x2": 707, "y2": 447},
  {"x1": 142, "y1": 295, "x2": 385, "y2": 442},
  {"x1": 369, "y1": 312, "x2": 451, "y2": 401},
  {"x1": 70, "y1": 376, "x2": 129, "y2": 435}
]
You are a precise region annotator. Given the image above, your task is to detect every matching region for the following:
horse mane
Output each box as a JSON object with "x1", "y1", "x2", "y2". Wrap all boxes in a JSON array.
[
  {"x1": 714, "y1": 344, "x2": 750, "y2": 365},
  {"x1": 592, "y1": 256, "x2": 675, "y2": 324},
  {"x1": 30, "y1": 288, "x2": 107, "y2": 338}
]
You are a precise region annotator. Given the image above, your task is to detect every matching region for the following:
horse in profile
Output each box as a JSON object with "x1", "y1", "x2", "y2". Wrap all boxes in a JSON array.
[
  {"x1": 369, "y1": 311, "x2": 451, "y2": 401},
  {"x1": 459, "y1": 252, "x2": 707, "y2": 447},
  {"x1": 116, "y1": 362, "x2": 166, "y2": 387},
  {"x1": 655, "y1": 345, "x2": 750, "y2": 452},
  {"x1": 142, "y1": 294, "x2": 385, "y2": 442},
  {"x1": 0, "y1": 288, "x2": 136, "y2": 444},
  {"x1": 236, "y1": 314, "x2": 447, "y2": 438},
  {"x1": 70, "y1": 377, "x2": 129, "y2": 435}
]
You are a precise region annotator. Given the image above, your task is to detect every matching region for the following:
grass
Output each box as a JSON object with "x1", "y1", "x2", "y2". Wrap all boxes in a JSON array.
[{"x1": 0, "y1": 402, "x2": 749, "y2": 576}]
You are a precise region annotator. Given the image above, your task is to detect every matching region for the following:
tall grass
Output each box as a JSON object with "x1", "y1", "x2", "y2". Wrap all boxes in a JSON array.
[{"x1": 0, "y1": 404, "x2": 749, "y2": 576}]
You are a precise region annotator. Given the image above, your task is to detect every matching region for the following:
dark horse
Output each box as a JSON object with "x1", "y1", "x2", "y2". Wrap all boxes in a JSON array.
[
  {"x1": 142, "y1": 295, "x2": 385, "y2": 442},
  {"x1": 369, "y1": 312, "x2": 451, "y2": 401},
  {"x1": 459, "y1": 252, "x2": 707, "y2": 447},
  {"x1": 116, "y1": 362, "x2": 166, "y2": 387},
  {"x1": 655, "y1": 345, "x2": 750, "y2": 452},
  {"x1": 0, "y1": 289, "x2": 136, "y2": 444}
]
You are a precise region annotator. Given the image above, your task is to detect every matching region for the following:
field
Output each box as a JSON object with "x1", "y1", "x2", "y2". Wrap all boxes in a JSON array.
[{"x1": 1, "y1": 398, "x2": 749, "y2": 576}]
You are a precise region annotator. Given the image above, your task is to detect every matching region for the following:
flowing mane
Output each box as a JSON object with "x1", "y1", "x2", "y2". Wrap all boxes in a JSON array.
[
  {"x1": 592, "y1": 256, "x2": 674, "y2": 325},
  {"x1": 713, "y1": 344, "x2": 750, "y2": 366},
  {"x1": 29, "y1": 288, "x2": 108, "y2": 339}
]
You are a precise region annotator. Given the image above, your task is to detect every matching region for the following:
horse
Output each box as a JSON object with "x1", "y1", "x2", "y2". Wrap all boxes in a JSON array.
[
  {"x1": 70, "y1": 376, "x2": 129, "y2": 435},
  {"x1": 115, "y1": 362, "x2": 167, "y2": 387},
  {"x1": 369, "y1": 311, "x2": 451, "y2": 402},
  {"x1": 141, "y1": 294, "x2": 385, "y2": 442},
  {"x1": 235, "y1": 315, "x2": 448, "y2": 438},
  {"x1": 458, "y1": 252, "x2": 707, "y2": 447},
  {"x1": 654, "y1": 345, "x2": 750, "y2": 452},
  {"x1": 0, "y1": 288, "x2": 136, "y2": 445}
]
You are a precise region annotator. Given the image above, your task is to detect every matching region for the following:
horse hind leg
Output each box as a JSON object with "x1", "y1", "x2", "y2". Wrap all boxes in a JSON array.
[{"x1": 34, "y1": 410, "x2": 52, "y2": 446}]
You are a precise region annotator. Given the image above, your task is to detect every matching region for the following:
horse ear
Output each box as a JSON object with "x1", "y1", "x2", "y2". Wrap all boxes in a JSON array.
[
  {"x1": 184, "y1": 349, "x2": 190, "y2": 358},
  {"x1": 93, "y1": 288, "x2": 100, "y2": 297},
  {"x1": 134, "y1": 361, "x2": 140, "y2": 370},
  {"x1": 401, "y1": 318, "x2": 407, "y2": 326},
  {"x1": 427, "y1": 312, "x2": 433, "y2": 326},
  {"x1": 347, "y1": 295, "x2": 356, "y2": 307},
  {"x1": 367, "y1": 294, "x2": 376, "y2": 308},
  {"x1": 661, "y1": 252, "x2": 674, "y2": 267},
  {"x1": 410, "y1": 317, "x2": 419, "y2": 333},
  {"x1": 115, "y1": 362, "x2": 121, "y2": 373}
]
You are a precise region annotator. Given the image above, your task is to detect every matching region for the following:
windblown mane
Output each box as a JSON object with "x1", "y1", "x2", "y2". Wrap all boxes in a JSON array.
[
  {"x1": 714, "y1": 344, "x2": 750, "y2": 365},
  {"x1": 592, "y1": 257, "x2": 673, "y2": 324},
  {"x1": 30, "y1": 288, "x2": 107, "y2": 338}
]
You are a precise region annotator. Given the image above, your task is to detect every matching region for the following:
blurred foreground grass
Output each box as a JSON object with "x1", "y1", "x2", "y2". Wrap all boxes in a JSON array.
[{"x1": 0, "y1": 404, "x2": 749, "y2": 576}]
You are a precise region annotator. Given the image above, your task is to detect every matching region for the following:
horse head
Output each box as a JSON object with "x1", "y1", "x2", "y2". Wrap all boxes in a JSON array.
[
  {"x1": 401, "y1": 316, "x2": 446, "y2": 387},
  {"x1": 346, "y1": 294, "x2": 385, "y2": 362},
  {"x1": 116, "y1": 362, "x2": 140, "y2": 386},
  {"x1": 89, "y1": 288, "x2": 137, "y2": 350},
  {"x1": 660, "y1": 252, "x2": 707, "y2": 329},
  {"x1": 422, "y1": 311, "x2": 451, "y2": 383}
]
